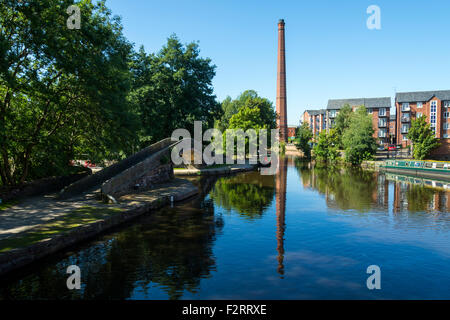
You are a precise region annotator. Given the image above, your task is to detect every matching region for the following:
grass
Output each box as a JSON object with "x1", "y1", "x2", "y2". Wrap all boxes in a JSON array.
[
  {"x1": 0, "y1": 200, "x2": 18, "y2": 212},
  {"x1": 0, "y1": 206, "x2": 123, "y2": 253}
]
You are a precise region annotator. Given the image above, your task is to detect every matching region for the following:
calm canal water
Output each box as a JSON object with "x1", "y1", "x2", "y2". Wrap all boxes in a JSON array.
[{"x1": 1, "y1": 157, "x2": 450, "y2": 299}]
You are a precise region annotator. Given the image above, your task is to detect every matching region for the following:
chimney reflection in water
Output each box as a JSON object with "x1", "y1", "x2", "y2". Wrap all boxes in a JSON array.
[{"x1": 275, "y1": 156, "x2": 288, "y2": 277}]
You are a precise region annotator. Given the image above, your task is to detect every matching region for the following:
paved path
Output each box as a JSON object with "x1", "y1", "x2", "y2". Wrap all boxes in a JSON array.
[{"x1": 0, "y1": 179, "x2": 197, "y2": 242}]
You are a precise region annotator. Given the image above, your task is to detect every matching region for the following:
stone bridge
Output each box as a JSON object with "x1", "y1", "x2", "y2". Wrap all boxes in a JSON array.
[{"x1": 59, "y1": 138, "x2": 182, "y2": 201}]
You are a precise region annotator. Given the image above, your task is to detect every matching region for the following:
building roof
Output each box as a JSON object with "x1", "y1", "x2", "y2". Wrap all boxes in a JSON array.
[
  {"x1": 304, "y1": 109, "x2": 326, "y2": 115},
  {"x1": 327, "y1": 97, "x2": 391, "y2": 110},
  {"x1": 396, "y1": 90, "x2": 450, "y2": 103}
]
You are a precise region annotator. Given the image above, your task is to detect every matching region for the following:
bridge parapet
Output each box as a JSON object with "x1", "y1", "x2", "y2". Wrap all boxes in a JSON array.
[
  {"x1": 101, "y1": 143, "x2": 177, "y2": 199},
  {"x1": 58, "y1": 138, "x2": 173, "y2": 199}
]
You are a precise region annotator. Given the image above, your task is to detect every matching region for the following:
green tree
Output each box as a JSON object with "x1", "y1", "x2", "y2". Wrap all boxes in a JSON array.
[
  {"x1": 129, "y1": 35, "x2": 221, "y2": 148},
  {"x1": 295, "y1": 122, "x2": 313, "y2": 158},
  {"x1": 334, "y1": 104, "x2": 352, "y2": 148},
  {"x1": 407, "y1": 116, "x2": 440, "y2": 160},
  {"x1": 312, "y1": 129, "x2": 340, "y2": 162},
  {"x1": 0, "y1": 0, "x2": 136, "y2": 186},
  {"x1": 342, "y1": 106, "x2": 377, "y2": 165},
  {"x1": 216, "y1": 90, "x2": 273, "y2": 132},
  {"x1": 224, "y1": 91, "x2": 277, "y2": 155}
]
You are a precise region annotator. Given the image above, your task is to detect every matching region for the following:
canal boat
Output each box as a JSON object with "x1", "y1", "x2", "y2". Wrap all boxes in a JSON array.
[{"x1": 381, "y1": 160, "x2": 450, "y2": 182}]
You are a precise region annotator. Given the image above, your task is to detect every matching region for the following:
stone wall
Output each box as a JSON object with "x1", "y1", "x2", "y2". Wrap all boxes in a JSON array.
[
  {"x1": 59, "y1": 138, "x2": 173, "y2": 199},
  {"x1": 101, "y1": 148, "x2": 174, "y2": 198},
  {"x1": 0, "y1": 172, "x2": 89, "y2": 202},
  {"x1": 430, "y1": 139, "x2": 450, "y2": 160}
]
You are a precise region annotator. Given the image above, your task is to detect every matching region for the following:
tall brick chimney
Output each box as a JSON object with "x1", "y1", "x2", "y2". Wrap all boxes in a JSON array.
[{"x1": 276, "y1": 19, "x2": 288, "y2": 142}]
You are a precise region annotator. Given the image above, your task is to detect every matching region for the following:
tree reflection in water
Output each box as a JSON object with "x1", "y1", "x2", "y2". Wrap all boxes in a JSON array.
[
  {"x1": 209, "y1": 171, "x2": 275, "y2": 219},
  {"x1": 0, "y1": 179, "x2": 224, "y2": 300},
  {"x1": 295, "y1": 159, "x2": 450, "y2": 214}
]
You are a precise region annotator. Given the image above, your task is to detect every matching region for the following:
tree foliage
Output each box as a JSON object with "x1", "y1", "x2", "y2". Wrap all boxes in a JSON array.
[
  {"x1": 217, "y1": 90, "x2": 275, "y2": 132},
  {"x1": 407, "y1": 115, "x2": 440, "y2": 160},
  {"x1": 295, "y1": 122, "x2": 313, "y2": 158},
  {"x1": 334, "y1": 104, "x2": 352, "y2": 148},
  {"x1": 312, "y1": 129, "x2": 340, "y2": 162},
  {"x1": 129, "y1": 36, "x2": 221, "y2": 147},
  {"x1": 342, "y1": 106, "x2": 377, "y2": 165},
  {"x1": 0, "y1": 0, "x2": 136, "y2": 185},
  {"x1": 227, "y1": 91, "x2": 276, "y2": 131}
]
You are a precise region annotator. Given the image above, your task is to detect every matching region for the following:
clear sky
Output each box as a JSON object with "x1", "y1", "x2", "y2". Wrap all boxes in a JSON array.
[{"x1": 106, "y1": 0, "x2": 450, "y2": 125}]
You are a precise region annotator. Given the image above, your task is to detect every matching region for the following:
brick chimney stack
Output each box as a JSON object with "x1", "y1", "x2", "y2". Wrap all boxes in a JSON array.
[{"x1": 276, "y1": 19, "x2": 288, "y2": 142}]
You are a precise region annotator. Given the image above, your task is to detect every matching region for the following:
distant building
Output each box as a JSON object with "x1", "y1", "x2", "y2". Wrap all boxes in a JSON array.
[
  {"x1": 326, "y1": 97, "x2": 391, "y2": 146},
  {"x1": 287, "y1": 126, "x2": 297, "y2": 139},
  {"x1": 389, "y1": 114, "x2": 397, "y2": 145},
  {"x1": 301, "y1": 109, "x2": 326, "y2": 136},
  {"x1": 396, "y1": 90, "x2": 450, "y2": 159}
]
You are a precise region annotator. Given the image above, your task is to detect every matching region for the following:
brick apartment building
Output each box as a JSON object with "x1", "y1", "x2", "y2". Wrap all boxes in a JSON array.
[
  {"x1": 396, "y1": 90, "x2": 450, "y2": 159},
  {"x1": 301, "y1": 109, "x2": 326, "y2": 136},
  {"x1": 287, "y1": 126, "x2": 297, "y2": 139},
  {"x1": 389, "y1": 114, "x2": 397, "y2": 145},
  {"x1": 326, "y1": 97, "x2": 392, "y2": 146}
]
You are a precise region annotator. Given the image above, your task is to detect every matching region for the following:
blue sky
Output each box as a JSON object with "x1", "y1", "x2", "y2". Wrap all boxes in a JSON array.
[{"x1": 106, "y1": 0, "x2": 450, "y2": 125}]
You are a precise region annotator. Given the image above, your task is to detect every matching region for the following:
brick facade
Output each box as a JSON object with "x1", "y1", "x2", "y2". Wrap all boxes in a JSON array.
[
  {"x1": 301, "y1": 109, "x2": 326, "y2": 137},
  {"x1": 327, "y1": 97, "x2": 392, "y2": 146},
  {"x1": 396, "y1": 90, "x2": 450, "y2": 158}
]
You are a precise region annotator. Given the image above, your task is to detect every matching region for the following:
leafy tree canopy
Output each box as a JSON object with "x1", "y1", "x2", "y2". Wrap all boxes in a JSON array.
[
  {"x1": 0, "y1": 0, "x2": 136, "y2": 185},
  {"x1": 295, "y1": 122, "x2": 313, "y2": 158},
  {"x1": 129, "y1": 35, "x2": 221, "y2": 147},
  {"x1": 407, "y1": 115, "x2": 440, "y2": 160},
  {"x1": 342, "y1": 106, "x2": 377, "y2": 165}
]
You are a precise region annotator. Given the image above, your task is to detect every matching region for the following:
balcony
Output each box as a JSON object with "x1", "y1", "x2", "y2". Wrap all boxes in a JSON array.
[
  {"x1": 401, "y1": 104, "x2": 410, "y2": 112},
  {"x1": 401, "y1": 115, "x2": 410, "y2": 122},
  {"x1": 401, "y1": 127, "x2": 409, "y2": 134}
]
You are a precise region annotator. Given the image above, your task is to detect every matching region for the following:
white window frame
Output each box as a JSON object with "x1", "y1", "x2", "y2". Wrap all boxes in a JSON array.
[
  {"x1": 444, "y1": 101, "x2": 450, "y2": 108},
  {"x1": 430, "y1": 101, "x2": 437, "y2": 136},
  {"x1": 417, "y1": 112, "x2": 423, "y2": 118},
  {"x1": 379, "y1": 108, "x2": 386, "y2": 116},
  {"x1": 417, "y1": 102, "x2": 423, "y2": 108},
  {"x1": 402, "y1": 103, "x2": 410, "y2": 111},
  {"x1": 367, "y1": 109, "x2": 373, "y2": 114}
]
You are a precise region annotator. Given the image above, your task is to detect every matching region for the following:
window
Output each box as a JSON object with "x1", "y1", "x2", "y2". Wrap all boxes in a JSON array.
[
  {"x1": 379, "y1": 108, "x2": 386, "y2": 116},
  {"x1": 430, "y1": 101, "x2": 437, "y2": 136},
  {"x1": 444, "y1": 112, "x2": 450, "y2": 119},
  {"x1": 402, "y1": 103, "x2": 410, "y2": 111},
  {"x1": 444, "y1": 101, "x2": 450, "y2": 108},
  {"x1": 329, "y1": 110, "x2": 337, "y2": 117},
  {"x1": 403, "y1": 136, "x2": 408, "y2": 141},
  {"x1": 402, "y1": 124, "x2": 409, "y2": 133},
  {"x1": 378, "y1": 119, "x2": 387, "y2": 127},
  {"x1": 417, "y1": 112, "x2": 423, "y2": 118},
  {"x1": 368, "y1": 109, "x2": 373, "y2": 114},
  {"x1": 444, "y1": 134, "x2": 450, "y2": 138},
  {"x1": 417, "y1": 102, "x2": 423, "y2": 108},
  {"x1": 444, "y1": 123, "x2": 450, "y2": 130}
]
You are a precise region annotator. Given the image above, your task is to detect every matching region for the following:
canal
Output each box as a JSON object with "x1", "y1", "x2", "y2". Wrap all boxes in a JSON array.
[{"x1": 1, "y1": 157, "x2": 450, "y2": 299}]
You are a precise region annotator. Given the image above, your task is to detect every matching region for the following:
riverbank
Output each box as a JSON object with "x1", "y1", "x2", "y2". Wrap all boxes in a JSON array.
[
  {"x1": 362, "y1": 159, "x2": 450, "y2": 181},
  {"x1": 0, "y1": 178, "x2": 198, "y2": 277},
  {"x1": 174, "y1": 163, "x2": 257, "y2": 176}
]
